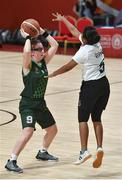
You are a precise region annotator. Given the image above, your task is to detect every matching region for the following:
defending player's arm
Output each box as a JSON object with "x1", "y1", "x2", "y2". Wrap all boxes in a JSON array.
[
  {"x1": 52, "y1": 13, "x2": 81, "y2": 39},
  {"x1": 40, "y1": 27, "x2": 59, "y2": 64},
  {"x1": 48, "y1": 60, "x2": 78, "y2": 78}
]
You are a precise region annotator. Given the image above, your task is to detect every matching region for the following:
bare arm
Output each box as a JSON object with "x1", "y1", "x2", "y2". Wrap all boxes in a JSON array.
[
  {"x1": 23, "y1": 39, "x2": 31, "y2": 70},
  {"x1": 52, "y1": 13, "x2": 81, "y2": 39},
  {"x1": 48, "y1": 60, "x2": 78, "y2": 78},
  {"x1": 20, "y1": 29, "x2": 32, "y2": 73},
  {"x1": 40, "y1": 27, "x2": 59, "y2": 64}
]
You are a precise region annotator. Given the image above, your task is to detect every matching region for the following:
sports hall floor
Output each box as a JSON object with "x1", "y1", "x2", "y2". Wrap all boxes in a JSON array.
[{"x1": 0, "y1": 49, "x2": 122, "y2": 179}]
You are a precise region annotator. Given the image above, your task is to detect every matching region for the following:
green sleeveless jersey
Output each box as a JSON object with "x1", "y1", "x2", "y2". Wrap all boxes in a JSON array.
[{"x1": 20, "y1": 59, "x2": 48, "y2": 100}]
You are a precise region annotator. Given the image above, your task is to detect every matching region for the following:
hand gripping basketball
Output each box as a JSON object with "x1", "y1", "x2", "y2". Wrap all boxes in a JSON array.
[
  {"x1": 20, "y1": 18, "x2": 40, "y2": 37},
  {"x1": 20, "y1": 28, "x2": 30, "y2": 39}
]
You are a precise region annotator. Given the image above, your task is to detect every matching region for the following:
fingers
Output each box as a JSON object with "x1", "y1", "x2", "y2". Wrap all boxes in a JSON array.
[
  {"x1": 40, "y1": 27, "x2": 43, "y2": 31},
  {"x1": 44, "y1": 73, "x2": 54, "y2": 78},
  {"x1": 52, "y1": 12, "x2": 60, "y2": 17},
  {"x1": 39, "y1": 27, "x2": 45, "y2": 34},
  {"x1": 44, "y1": 75, "x2": 52, "y2": 78},
  {"x1": 20, "y1": 28, "x2": 29, "y2": 38},
  {"x1": 52, "y1": 12, "x2": 64, "y2": 22},
  {"x1": 52, "y1": 13, "x2": 58, "y2": 21},
  {"x1": 52, "y1": 19, "x2": 57, "y2": 21},
  {"x1": 52, "y1": 13, "x2": 57, "y2": 17},
  {"x1": 56, "y1": 12, "x2": 60, "y2": 16}
]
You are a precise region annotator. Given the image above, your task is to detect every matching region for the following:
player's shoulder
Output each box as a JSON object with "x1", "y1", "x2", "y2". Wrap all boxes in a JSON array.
[{"x1": 79, "y1": 44, "x2": 90, "y2": 53}]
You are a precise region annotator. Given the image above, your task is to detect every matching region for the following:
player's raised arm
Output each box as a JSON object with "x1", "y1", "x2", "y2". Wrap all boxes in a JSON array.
[
  {"x1": 40, "y1": 27, "x2": 59, "y2": 64},
  {"x1": 52, "y1": 12, "x2": 81, "y2": 39}
]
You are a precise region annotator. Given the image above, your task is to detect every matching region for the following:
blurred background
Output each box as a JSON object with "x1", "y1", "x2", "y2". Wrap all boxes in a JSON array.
[
  {"x1": 0, "y1": 0, "x2": 122, "y2": 58},
  {"x1": 0, "y1": 1, "x2": 122, "y2": 179}
]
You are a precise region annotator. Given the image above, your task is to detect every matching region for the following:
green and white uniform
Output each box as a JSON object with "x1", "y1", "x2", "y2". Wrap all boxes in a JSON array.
[{"x1": 19, "y1": 59, "x2": 55, "y2": 129}]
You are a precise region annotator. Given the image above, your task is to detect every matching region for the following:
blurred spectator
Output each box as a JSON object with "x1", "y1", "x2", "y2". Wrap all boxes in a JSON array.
[
  {"x1": 73, "y1": 0, "x2": 97, "y2": 19},
  {"x1": 0, "y1": 33, "x2": 2, "y2": 47},
  {"x1": 94, "y1": 0, "x2": 121, "y2": 27},
  {"x1": 114, "y1": 9, "x2": 122, "y2": 26}
]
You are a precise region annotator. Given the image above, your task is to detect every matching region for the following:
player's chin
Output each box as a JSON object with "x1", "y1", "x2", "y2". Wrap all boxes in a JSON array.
[
  {"x1": 40, "y1": 55, "x2": 45, "y2": 59},
  {"x1": 37, "y1": 55, "x2": 44, "y2": 62}
]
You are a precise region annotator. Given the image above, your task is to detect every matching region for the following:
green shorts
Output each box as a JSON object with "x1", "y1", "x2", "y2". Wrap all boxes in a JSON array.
[
  {"x1": 20, "y1": 108, "x2": 56, "y2": 129},
  {"x1": 19, "y1": 97, "x2": 56, "y2": 129}
]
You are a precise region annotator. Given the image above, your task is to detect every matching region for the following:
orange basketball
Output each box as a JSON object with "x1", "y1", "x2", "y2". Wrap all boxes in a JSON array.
[{"x1": 21, "y1": 18, "x2": 40, "y2": 37}]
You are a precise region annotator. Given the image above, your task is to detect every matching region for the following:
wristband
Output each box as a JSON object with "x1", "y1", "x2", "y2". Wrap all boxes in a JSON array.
[
  {"x1": 42, "y1": 31, "x2": 49, "y2": 38},
  {"x1": 26, "y1": 35, "x2": 31, "y2": 40}
]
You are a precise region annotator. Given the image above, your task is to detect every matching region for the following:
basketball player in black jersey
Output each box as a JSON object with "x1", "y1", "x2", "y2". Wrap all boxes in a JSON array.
[{"x1": 49, "y1": 13, "x2": 110, "y2": 168}]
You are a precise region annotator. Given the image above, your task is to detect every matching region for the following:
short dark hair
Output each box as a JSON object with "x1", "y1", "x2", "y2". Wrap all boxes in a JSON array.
[
  {"x1": 31, "y1": 38, "x2": 40, "y2": 45},
  {"x1": 82, "y1": 26, "x2": 100, "y2": 45},
  {"x1": 31, "y1": 36, "x2": 48, "y2": 47}
]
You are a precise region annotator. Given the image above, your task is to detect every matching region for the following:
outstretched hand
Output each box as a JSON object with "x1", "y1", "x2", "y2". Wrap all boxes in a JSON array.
[{"x1": 52, "y1": 12, "x2": 65, "y2": 22}]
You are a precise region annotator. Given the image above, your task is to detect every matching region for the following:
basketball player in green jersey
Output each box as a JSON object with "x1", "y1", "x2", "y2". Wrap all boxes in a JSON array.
[{"x1": 5, "y1": 27, "x2": 59, "y2": 173}]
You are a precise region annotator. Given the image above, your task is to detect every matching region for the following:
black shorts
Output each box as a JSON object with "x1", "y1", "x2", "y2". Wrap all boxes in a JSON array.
[{"x1": 78, "y1": 76, "x2": 110, "y2": 122}]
